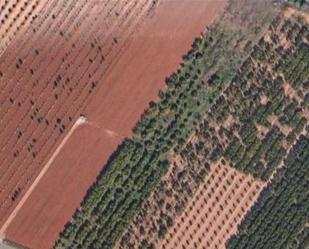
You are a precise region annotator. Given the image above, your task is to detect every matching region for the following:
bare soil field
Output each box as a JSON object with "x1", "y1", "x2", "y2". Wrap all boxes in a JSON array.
[
  {"x1": 0, "y1": 0, "x2": 49, "y2": 55},
  {"x1": 0, "y1": 0, "x2": 227, "y2": 248},
  {"x1": 159, "y1": 162, "x2": 265, "y2": 249}
]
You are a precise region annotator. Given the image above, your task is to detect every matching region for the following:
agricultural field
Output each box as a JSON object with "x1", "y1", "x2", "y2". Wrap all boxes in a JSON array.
[
  {"x1": 189, "y1": 9, "x2": 309, "y2": 181},
  {"x1": 113, "y1": 5, "x2": 309, "y2": 249},
  {"x1": 0, "y1": 0, "x2": 308, "y2": 249},
  {"x1": 158, "y1": 163, "x2": 264, "y2": 249},
  {"x1": 227, "y1": 133, "x2": 309, "y2": 249},
  {"x1": 0, "y1": 0, "x2": 156, "y2": 234},
  {"x1": 0, "y1": 0, "x2": 48, "y2": 55},
  {"x1": 0, "y1": 0, "x2": 227, "y2": 249},
  {"x1": 55, "y1": 0, "x2": 284, "y2": 248}
]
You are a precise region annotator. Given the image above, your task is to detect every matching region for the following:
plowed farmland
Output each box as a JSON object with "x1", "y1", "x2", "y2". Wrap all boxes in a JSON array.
[
  {"x1": 0, "y1": 0, "x2": 49, "y2": 55},
  {"x1": 0, "y1": 0, "x2": 226, "y2": 249}
]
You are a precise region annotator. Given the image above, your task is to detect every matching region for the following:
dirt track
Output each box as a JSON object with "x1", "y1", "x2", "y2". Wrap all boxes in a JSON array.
[
  {"x1": 0, "y1": 0, "x2": 227, "y2": 248},
  {"x1": 0, "y1": 116, "x2": 86, "y2": 236}
]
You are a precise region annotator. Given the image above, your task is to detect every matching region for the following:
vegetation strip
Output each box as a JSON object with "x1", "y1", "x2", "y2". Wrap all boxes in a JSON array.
[
  {"x1": 54, "y1": 0, "x2": 280, "y2": 248},
  {"x1": 227, "y1": 134, "x2": 309, "y2": 249},
  {"x1": 54, "y1": 1, "x2": 309, "y2": 249}
]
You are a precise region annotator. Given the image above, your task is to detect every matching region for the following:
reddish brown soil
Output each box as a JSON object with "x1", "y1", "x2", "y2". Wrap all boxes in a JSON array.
[
  {"x1": 0, "y1": 0, "x2": 50, "y2": 55},
  {"x1": 0, "y1": 0, "x2": 227, "y2": 248}
]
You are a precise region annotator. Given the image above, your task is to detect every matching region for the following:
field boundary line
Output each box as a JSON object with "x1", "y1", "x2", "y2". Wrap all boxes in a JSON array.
[{"x1": 0, "y1": 116, "x2": 87, "y2": 237}]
